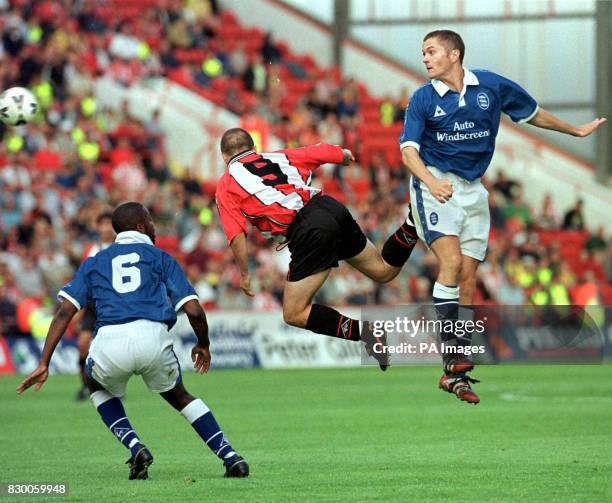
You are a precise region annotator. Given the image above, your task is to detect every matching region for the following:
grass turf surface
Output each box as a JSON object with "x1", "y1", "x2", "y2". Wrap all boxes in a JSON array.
[{"x1": 2, "y1": 365, "x2": 611, "y2": 502}]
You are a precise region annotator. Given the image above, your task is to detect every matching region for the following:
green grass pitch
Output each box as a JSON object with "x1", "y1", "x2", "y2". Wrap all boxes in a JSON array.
[{"x1": 2, "y1": 365, "x2": 611, "y2": 502}]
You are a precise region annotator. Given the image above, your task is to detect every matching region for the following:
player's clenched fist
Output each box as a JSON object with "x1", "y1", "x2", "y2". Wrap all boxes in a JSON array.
[
  {"x1": 427, "y1": 178, "x2": 453, "y2": 203},
  {"x1": 341, "y1": 149, "x2": 355, "y2": 165}
]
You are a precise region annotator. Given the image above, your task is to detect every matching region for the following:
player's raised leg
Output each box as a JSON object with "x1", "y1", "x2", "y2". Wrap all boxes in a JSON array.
[
  {"x1": 160, "y1": 382, "x2": 249, "y2": 478},
  {"x1": 346, "y1": 209, "x2": 419, "y2": 282},
  {"x1": 283, "y1": 270, "x2": 389, "y2": 370}
]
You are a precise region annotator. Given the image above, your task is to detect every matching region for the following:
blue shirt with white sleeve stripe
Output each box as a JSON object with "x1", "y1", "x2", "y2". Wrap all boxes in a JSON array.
[
  {"x1": 59, "y1": 231, "x2": 198, "y2": 335},
  {"x1": 400, "y1": 69, "x2": 538, "y2": 181}
]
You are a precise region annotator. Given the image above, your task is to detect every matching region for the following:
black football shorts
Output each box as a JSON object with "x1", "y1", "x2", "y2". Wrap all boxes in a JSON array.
[{"x1": 285, "y1": 195, "x2": 367, "y2": 282}]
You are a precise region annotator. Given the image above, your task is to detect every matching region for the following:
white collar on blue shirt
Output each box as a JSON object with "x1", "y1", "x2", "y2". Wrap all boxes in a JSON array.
[
  {"x1": 115, "y1": 231, "x2": 154, "y2": 246},
  {"x1": 431, "y1": 68, "x2": 479, "y2": 97}
]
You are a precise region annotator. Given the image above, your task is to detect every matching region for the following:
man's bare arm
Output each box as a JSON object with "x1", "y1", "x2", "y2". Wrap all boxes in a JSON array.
[
  {"x1": 229, "y1": 232, "x2": 254, "y2": 296},
  {"x1": 528, "y1": 108, "x2": 607, "y2": 137},
  {"x1": 401, "y1": 146, "x2": 453, "y2": 203},
  {"x1": 16, "y1": 301, "x2": 78, "y2": 394},
  {"x1": 182, "y1": 299, "x2": 211, "y2": 374}
]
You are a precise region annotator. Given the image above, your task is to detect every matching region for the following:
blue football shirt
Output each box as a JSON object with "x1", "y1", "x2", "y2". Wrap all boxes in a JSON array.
[
  {"x1": 399, "y1": 69, "x2": 538, "y2": 181},
  {"x1": 59, "y1": 231, "x2": 198, "y2": 334}
]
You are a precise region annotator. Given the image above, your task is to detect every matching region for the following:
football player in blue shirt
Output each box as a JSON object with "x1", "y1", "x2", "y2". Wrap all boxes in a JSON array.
[
  {"x1": 17, "y1": 202, "x2": 249, "y2": 479},
  {"x1": 400, "y1": 30, "x2": 606, "y2": 404}
]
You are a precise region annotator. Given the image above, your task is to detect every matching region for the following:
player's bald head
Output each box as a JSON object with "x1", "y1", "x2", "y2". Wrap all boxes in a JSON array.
[
  {"x1": 220, "y1": 128, "x2": 255, "y2": 159},
  {"x1": 424, "y1": 30, "x2": 465, "y2": 63},
  {"x1": 111, "y1": 202, "x2": 150, "y2": 233}
]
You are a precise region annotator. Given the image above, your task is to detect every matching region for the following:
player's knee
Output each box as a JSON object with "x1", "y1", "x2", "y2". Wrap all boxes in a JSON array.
[
  {"x1": 379, "y1": 265, "x2": 400, "y2": 283},
  {"x1": 283, "y1": 308, "x2": 307, "y2": 328},
  {"x1": 369, "y1": 269, "x2": 395, "y2": 284},
  {"x1": 441, "y1": 253, "x2": 463, "y2": 276}
]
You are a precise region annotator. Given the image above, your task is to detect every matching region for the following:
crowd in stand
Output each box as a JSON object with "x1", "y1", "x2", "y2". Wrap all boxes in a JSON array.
[{"x1": 0, "y1": 0, "x2": 609, "y2": 338}]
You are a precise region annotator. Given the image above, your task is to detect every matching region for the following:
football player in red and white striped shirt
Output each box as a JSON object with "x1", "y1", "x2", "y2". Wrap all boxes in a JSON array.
[{"x1": 216, "y1": 128, "x2": 419, "y2": 369}]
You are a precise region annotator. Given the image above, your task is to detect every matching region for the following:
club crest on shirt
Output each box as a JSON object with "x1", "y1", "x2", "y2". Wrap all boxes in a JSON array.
[
  {"x1": 429, "y1": 212, "x2": 439, "y2": 225},
  {"x1": 434, "y1": 105, "x2": 446, "y2": 117},
  {"x1": 477, "y1": 92, "x2": 490, "y2": 110}
]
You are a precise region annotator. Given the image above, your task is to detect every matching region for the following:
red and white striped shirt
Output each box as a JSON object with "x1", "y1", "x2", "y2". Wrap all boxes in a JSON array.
[{"x1": 215, "y1": 144, "x2": 344, "y2": 242}]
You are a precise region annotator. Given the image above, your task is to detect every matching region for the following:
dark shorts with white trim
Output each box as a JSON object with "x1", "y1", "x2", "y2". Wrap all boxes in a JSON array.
[{"x1": 285, "y1": 195, "x2": 367, "y2": 282}]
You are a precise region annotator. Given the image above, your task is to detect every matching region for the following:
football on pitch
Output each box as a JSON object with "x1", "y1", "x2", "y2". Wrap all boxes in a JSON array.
[{"x1": 0, "y1": 87, "x2": 39, "y2": 126}]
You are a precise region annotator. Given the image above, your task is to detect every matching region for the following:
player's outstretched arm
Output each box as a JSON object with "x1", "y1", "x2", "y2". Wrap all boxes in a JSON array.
[
  {"x1": 182, "y1": 299, "x2": 211, "y2": 374},
  {"x1": 16, "y1": 300, "x2": 78, "y2": 394},
  {"x1": 528, "y1": 108, "x2": 607, "y2": 137},
  {"x1": 229, "y1": 232, "x2": 254, "y2": 297}
]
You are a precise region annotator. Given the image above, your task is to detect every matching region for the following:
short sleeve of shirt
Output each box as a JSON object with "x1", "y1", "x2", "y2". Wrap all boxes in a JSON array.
[
  {"x1": 215, "y1": 175, "x2": 248, "y2": 243},
  {"x1": 58, "y1": 259, "x2": 92, "y2": 310},
  {"x1": 399, "y1": 90, "x2": 427, "y2": 151},
  {"x1": 162, "y1": 253, "x2": 198, "y2": 312},
  {"x1": 498, "y1": 76, "x2": 538, "y2": 123}
]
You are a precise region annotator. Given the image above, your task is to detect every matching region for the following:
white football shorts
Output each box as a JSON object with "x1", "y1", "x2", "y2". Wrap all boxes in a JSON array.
[
  {"x1": 409, "y1": 166, "x2": 490, "y2": 261},
  {"x1": 86, "y1": 319, "x2": 181, "y2": 397}
]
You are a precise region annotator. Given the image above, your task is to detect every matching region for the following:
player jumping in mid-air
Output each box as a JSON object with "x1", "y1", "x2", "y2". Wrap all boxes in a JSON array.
[
  {"x1": 75, "y1": 211, "x2": 115, "y2": 401},
  {"x1": 400, "y1": 30, "x2": 606, "y2": 403},
  {"x1": 215, "y1": 128, "x2": 419, "y2": 370},
  {"x1": 17, "y1": 202, "x2": 249, "y2": 480}
]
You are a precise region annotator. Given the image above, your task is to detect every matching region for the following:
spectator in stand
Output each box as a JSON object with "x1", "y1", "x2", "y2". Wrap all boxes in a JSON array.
[
  {"x1": 0, "y1": 283, "x2": 19, "y2": 337},
  {"x1": 488, "y1": 191, "x2": 507, "y2": 230},
  {"x1": 167, "y1": 17, "x2": 195, "y2": 49},
  {"x1": 537, "y1": 193, "x2": 561, "y2": 230},
  {"x1": 261, "y1": 32, "x2": 281, "y2": 64},
  {"x1": 318, "y1": 112, "x2": 343, "y2": 146},
  {"x1": 548, "y1": 272, "x2": 570, "y2": 305},
  {"x1": 336, "y1": 80, "x2": 360, "y2": 118},
  {"x1": 562, "y1": 199, "x2": 585, "y2": 231},
  {"x1": 570, "y1": 270, "x2": 600, "y2": 305},
  {"x1": 312, "y1": 71, "x2": 339, "y2": 118},
  {"x1": 502, "y1": 185, "x2": 532, "y2": 226},
  {"x1": 109, "y1": 22, "x2": 141, "y2": 61},
  {"x1": 585, "y1": 225, "x2": 607, "y2": 252},
  {"x1": 242, "y1": 53, "x2": 267, "y2": 95},
  {"x1": 492, "y1": 170, "x2": 519, "y2": 202},
  {"x1": 495, "y1": 273, "x2": 526, "y2": 305},
  {"x1": 144, "y1": 150, "x2": 171, "y2": 184},
  {"x1": 394, "y1": 87, "x2": 410, "y2": 123}
]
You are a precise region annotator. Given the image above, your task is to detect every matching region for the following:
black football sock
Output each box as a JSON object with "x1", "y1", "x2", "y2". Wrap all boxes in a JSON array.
[
  {"x1": 432, "y1": 282, "x2": 460, "y2": 363},
  {"x1": 305, "y1": 304, "x2": 361, "y2": 341},
  {"x1": 457, "y1": 305, "x2": 475, "y2": 347},
  {"x1": 381, "y1": 222, "x2": 419, "y2": 267}
]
